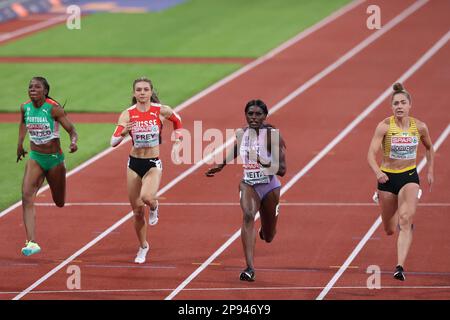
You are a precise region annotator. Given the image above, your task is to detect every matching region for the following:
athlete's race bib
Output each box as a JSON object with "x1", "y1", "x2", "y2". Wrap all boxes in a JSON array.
[
  {"x1": 390, "y1": 134, "x2": 419, "y2": 160},
  {"x1": 243, "y1": 163, "x2": 270, "y2": 185},
  {"x1": 132, "y1": 124, "x2": 160, "y2": 148},
  {"x1": 27, "y1": 123, "x2": 53, "y2": 144}
]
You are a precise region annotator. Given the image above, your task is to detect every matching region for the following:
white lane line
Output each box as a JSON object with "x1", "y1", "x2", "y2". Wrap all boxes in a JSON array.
[
  {"x1": 3, "y1": 285, "x2": 450, "y2": 296},
  {"x1": 8, "y1": 1, "x2": 365, "y2": 300},
  {"x1": 316, "y1": 123, "x2": 450, "y2": 300},
  {"x1": 12, "y1": 212, "x2": 133, "y2": 300},
  {"x1": 165, "y1": 1, "x2": 436, "y2": 301},
  {"x1": 0, "y1": 15, "x2": 68, "y2": 43},
  {"x1": 0, "y1": 140, "x2": 129, "y2": 218},
  {"x1": 34, "y1": 202, "x2": 450, "y2": 207},
  {"x1": 12, "y1": 0, "x2": 423, "y2": 300},
  {"x1": 0, "y1": 0, "x2": 362, "y2": 219},
  {"x1": 150, "y1": 0, "x2": 430, "y2": 216},
  {"x1": 174, "y1": 0, "x2": 365, "y2": 114}
]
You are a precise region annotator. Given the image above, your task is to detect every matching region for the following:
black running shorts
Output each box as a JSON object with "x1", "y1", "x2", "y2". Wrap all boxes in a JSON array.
[
  {"x1": 377, "y1": 167, "x2": 420, "y2": 195},
  {"x1": 128, "y1": 156, "x2": 162, "y2": 178}
]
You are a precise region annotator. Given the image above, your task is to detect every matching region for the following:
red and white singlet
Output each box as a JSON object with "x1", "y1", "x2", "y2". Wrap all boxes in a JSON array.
[{"x1": 128, "y1": 103, "x2": 162, "y2": 148}]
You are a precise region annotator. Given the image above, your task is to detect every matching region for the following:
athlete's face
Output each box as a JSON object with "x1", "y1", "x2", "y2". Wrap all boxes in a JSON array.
[
  {"x1": 245, "y1": 105, "x2": 267, "y2": 129},
  {"x1": 391, "y1": 93, "x2": 411, "y2": 118},
  {"x1": 28, "y1": 79, "x2": 47, "y2": 101},
  {"x1": 133, "y1": 81, "x2": 152, "y2": 104}
]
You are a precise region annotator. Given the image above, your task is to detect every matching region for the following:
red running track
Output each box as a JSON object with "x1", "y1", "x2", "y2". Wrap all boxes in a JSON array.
[
  {"x1": 0, "y1": 0, "x2": 449, "y2": 300},
  {"x1": 0, "y1": 13, "x2": 68, "y2": 45}
]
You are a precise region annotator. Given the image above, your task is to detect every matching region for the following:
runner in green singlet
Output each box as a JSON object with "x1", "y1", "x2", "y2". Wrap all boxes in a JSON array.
[{"x1": 17, "y1": 76, "x2": 78, "y2": 256}]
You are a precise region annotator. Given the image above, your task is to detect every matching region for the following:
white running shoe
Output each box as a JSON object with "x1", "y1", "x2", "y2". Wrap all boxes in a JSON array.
[
  {"x1": 149, "y1": 202, "x2": 159, "y2": 226},
  {"x1": 134, "y1": 242, "x2": 149, "y2": 264}
]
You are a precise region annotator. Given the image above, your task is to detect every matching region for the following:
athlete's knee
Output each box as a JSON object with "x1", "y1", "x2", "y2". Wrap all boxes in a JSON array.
[
  {"x1": 398, "y1": 214, "x2": 412, "y2": 230},
  {"x1": 263, "y1": 229, "x2": 276, "y2": 243},
  {"x1": 54, "y1": 199, "x2": 65, "y2": 208},
  {"x1": 21, "y1": 189, "x2": 37, "y2": 207},
  {"x1": 141, "y1": 194, "x2": 156, "y2": 206},
  {"x1": 22, "y1": 194, "x2": 32, "y2": 206},
  {"x1": 133, "y1": 206, "x2": 145, "y2": 219},
  {"x1": 50, "y1": 192, "x2": 65, "y2": 207},
  {"x1": 242, "y1": 211, "x2": 255, "y2": 224},
  {"x1": 384, "y1": 227, "x2": 395, "y2": 236}
]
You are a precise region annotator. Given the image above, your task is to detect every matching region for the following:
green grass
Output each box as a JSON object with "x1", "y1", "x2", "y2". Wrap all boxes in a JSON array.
[
  {"x1": 0, "y1": 0, "x2": 350, "y2": 57},
  {"x1": 0, "y1": 63, "x2": 240, "y2": 112},
  {"x1": 0, "y1": 0, "x2": 351, "y2": 212},
  {"x1": 0, "y1": 123, "x2": 113, "y2": 211}
]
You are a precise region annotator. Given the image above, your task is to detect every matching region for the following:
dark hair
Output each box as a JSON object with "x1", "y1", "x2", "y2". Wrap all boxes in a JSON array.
[
  {"x1": 244, "y1": 99, "x2": 268, "y2": 115},
  {"x1": 131, "y1": 76, "x2": 160, "y2": 105},
  {"x1": 391, "y1": 82, "x2": 411, "y2": 104},
  {"x1": 31, "y1": 76, "x2": 65, "y2": 108}
]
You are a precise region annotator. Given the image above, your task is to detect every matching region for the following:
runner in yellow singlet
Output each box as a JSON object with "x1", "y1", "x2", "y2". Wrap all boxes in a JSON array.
[{"x1": 367, "y1": 83, "x2": 435, "y2": 281}]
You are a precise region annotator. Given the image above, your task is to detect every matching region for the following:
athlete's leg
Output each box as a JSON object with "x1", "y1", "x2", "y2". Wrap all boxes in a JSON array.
[
  {"x1": 21, "y1": 160, "x2": 45, "y2": 242},
  {"x1": 45, "y1": 162, "x2": 66, "y2": 207},
  {"x1": 259, "y1": 187, "x2": 281, "y2": 243},
  {"x1": 140, "y1": 167, "x2": 162, "y2": 212},
  {"x1": 239, "y1": 182, "x2": 260, "y2": 270},
  {"x1": 127, "y1": 168, "x2": 147, "y2": 249},
  {"x1": 396, "y1": 183, "x2": 420, "y2": 267},
  {"x1": 378, "y1": 191, "x2": 398, "y2": 236}
]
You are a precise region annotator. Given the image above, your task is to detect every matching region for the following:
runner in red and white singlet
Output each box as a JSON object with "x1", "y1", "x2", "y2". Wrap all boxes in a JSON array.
[{"x1": 111, "y1": 77, "x2": 182, "y2": 264}]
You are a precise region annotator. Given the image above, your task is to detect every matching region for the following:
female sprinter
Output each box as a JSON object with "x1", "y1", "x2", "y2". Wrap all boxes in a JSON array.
[
  {"x1": 205, "y1": 99, "x2": 287, "y2": 281},
  {"x1": 17, "y1": 76, "x2": 78, "y2": 256},
  {"x1": 367, "y1": 83, "x2": 434, "y2": 281},
  {"x1": 110, "y1": 77, "x2": 182, "y2": 264}
]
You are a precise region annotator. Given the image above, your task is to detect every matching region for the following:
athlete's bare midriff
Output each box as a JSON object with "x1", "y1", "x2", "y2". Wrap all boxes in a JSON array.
[
  {"x1": 129, "y1": 145, "x2": 159, "y2": 159},
  {"x1": 380, "y1": 157, "x2": 416, "y2": 172},
  {"x1": 30, "y1": 139, "x2": 61, "y2": 154}
]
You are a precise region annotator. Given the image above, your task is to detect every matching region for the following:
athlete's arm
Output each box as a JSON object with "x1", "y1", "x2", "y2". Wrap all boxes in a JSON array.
[
  {"x1": 259, "y1": 129, "x2": 287, "y2": 176},
  {"x1": 367, "y1": 121, "x2": 389, "y2": 183},
  {"x1": 53, "y1": 105, "x2": 78, "y2": 153},
  {"x1": 418, "y1": 120, "x2": 434, "y2": 191},
  {"x1": 205, "y1": 129, "x2": 242, "y2": 177},
  {"x1": 111, "y1": 110, "x2": 130, "y2": 147},
  {"x1": 17, "y1": 104, "x2": 28, "y2": 162},
  {"x1": 160, "y1": 105, "x2": 184, "y2": 164},
  {"x1": 275, "y1": 131, "x2": 287, "y2": 177},
  {"x1": 160, "y1": 105, "x2": 183, "y2": 141}
]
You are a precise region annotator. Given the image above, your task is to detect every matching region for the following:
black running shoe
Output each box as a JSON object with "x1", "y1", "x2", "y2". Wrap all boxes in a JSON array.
[
  {"x1": 239, "y1": 267, "x2": 255, "y2": 282},
  {"x1": 393, "y1": 265, "x2": 406, "y2": 281}
]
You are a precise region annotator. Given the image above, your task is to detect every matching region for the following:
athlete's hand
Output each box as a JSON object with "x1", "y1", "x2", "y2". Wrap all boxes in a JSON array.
[
  {"x1": 69, "y1": 141, "x2": 78, "y2": 153},
  {"x1": 171, "y1": 139, "x2": 182, "y2": 165},
  {"x1": 427, "y1": 171, "x2": 434, "y2": 192},
  {"x1": 205, "y1": 164, "x2": 224, "y2": 177},
  {"x1": 16, "y1": 145, "x2": 27, "y2": 162},
  {"x1": 122, "y1": 121, "x2": 134, "y2": 136},
  {"x1": 257, "y1": 155, "x2": 271, "y2": 168},
  {"x1": 376, "y1": 171, "x2": 389, "y2": 184}
]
